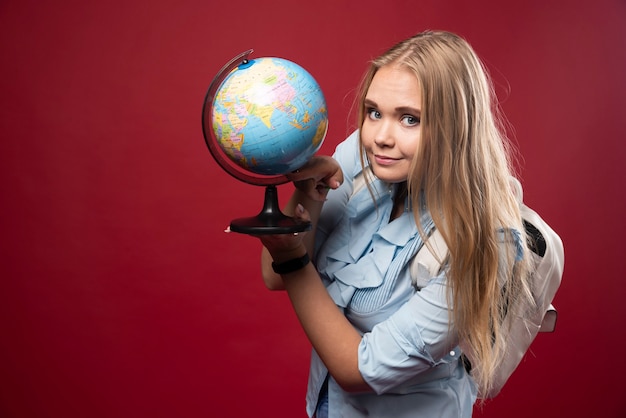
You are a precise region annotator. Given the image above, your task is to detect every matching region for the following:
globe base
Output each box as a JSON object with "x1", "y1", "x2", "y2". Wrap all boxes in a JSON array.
[{"x1": 229, "y1": 185, "x2": 312, "y2": 235}]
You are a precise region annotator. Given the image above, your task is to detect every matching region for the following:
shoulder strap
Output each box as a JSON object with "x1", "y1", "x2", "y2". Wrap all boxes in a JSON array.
[
  {"x1": 409, "y1": 228, "x2": 448, "y2": 290},
  {"x1": 351, "y1": 166, "x2": 372, "y2": 197}
]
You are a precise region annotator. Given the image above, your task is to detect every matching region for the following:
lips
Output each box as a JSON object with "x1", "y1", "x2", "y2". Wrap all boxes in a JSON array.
[{"x1": 374, "y1": 155, "x2": 399, "y2": 166}]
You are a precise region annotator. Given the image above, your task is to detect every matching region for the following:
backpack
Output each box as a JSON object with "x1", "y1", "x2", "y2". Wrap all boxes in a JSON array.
[{"x1": 410, "y1": 177, "x2": 565, "y2": 398}]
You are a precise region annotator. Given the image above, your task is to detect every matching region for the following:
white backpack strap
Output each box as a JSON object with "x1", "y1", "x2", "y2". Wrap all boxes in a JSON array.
[
  {"x1": 409, "y1": 228, "x2": 448, "y2": 290},
  {"x1": 351, "y1": 166, "x2": 374, "y2": 198}
]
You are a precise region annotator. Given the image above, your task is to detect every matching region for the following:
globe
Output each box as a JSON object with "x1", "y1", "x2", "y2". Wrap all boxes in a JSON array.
[
  {"x1": 212, "y1": 56, "x2": 327, "y2": 176},
  {"x1": 201, "y1": 50, "x2": 328, "y2": 234}
]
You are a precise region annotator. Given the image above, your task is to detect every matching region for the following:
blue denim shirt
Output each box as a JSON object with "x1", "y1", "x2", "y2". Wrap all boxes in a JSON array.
[{"x1": 307, "y1": 131, "x2": 477, "y2": 417}]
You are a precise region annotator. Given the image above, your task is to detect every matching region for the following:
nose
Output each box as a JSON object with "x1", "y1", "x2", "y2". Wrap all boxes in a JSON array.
[{"x1": 373, "y1": 120, "x2": 395, "y2": 148}]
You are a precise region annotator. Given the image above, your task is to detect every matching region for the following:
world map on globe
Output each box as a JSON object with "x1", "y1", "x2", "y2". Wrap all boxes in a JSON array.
[{"x1": 211, "y1": 57, "x2": 327, "y2": 176}]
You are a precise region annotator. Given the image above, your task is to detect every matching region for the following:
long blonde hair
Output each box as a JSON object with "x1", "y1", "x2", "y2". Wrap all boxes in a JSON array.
[{"x1": 356, "y1": 30, "x2": 533, "y2": 395}]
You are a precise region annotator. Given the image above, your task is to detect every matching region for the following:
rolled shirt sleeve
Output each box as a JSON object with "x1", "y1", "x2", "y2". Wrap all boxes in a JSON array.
[{"x1": 358, "y1": 273, "x2": 460, "y2": 395}]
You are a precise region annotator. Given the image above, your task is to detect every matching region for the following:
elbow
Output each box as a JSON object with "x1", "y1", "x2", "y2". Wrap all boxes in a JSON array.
[
  {"x1": 338, "y1": 382, "x2": 371, "y2": 394},
  {"x1": 261, "y1": 265, "x2": 285, "y2": 290},
  {"x1": 333, "y1": 373, "x2": 372, "y2": 394},
  {"x1": 263, "y1": 275, "x2": 285, "y2": 291}
]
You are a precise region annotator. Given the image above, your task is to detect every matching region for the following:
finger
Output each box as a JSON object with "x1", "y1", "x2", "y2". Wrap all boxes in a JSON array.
[
  {"x1": 321, "y1": 169, "x2": 343, "y2": 190},
  {"x1": 287, "y1": 156, "x2": 342, "y2": 184},
  {"x1": 288, "y1": 159, "x2": 318, "y2": 181},
  {"x1": 287, "y1": 169, "x2": 313, "y2": 184}
]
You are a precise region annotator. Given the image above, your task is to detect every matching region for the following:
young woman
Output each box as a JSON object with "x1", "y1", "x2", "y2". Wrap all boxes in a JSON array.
[{"x1": 257, "y1": 30, "x2": 533, "y2": 417}]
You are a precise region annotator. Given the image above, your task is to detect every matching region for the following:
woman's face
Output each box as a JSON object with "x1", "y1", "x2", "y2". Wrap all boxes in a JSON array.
[{"x1": 360, "y1": 65, "x2": 422, "y2": 183}]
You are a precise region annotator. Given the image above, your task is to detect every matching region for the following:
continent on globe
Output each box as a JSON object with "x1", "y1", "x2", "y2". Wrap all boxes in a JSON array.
[{"x1": 211, "y1": 57, "x2": 327, "y2": 175}]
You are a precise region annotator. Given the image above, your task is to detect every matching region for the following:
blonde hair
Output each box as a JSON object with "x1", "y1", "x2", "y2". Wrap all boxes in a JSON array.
[{"x1": 356, "y1": 30, "x2": 533, "y2": 395}]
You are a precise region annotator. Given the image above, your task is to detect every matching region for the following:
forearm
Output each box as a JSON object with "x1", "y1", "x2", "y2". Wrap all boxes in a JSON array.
[
  {"x1": 255, "y1": 159, "x2": 367, "y2": 390},
  {"x1": 281, "y1": 262, "x2": 371, "y2": 392}
]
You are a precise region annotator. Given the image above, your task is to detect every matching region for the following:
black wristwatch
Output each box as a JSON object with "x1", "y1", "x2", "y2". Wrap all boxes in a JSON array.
[{"x1": 271, "y1": 253, "x2": 310, "y2": 275}]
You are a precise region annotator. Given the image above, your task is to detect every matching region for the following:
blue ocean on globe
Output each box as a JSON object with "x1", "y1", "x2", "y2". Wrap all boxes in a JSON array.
[{"x1": 211, "y1": 57, "x2": 327, "y2": 175}]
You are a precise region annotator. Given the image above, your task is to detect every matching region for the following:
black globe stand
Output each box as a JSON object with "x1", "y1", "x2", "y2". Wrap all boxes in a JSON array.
[{"x1": 229, "y1": 185, "x2": 312, "y2": 235}]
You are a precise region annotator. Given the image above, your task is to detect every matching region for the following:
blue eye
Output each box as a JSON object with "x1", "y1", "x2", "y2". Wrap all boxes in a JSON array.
[
  {"x1": 401, "y1": 114, "x2": 420, "y2": 127},
  {"x1": 367, "y1": 108, "x2": 381, "y2": 120}
]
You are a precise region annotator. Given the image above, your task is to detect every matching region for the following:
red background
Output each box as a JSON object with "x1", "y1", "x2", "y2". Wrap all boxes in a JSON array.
[{"x1": 1, "y1": 0, "x2": 625, "y2": 417}]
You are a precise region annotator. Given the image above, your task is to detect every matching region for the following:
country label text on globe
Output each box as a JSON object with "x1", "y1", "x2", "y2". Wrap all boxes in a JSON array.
[{"x1": 211, "y1": 57, "x2": 327, "y2": 175}]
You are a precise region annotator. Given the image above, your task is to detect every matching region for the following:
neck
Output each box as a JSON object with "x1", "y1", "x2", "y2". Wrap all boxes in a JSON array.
[{"x1": 390, "y1": 182, "x2": 408, "y2": 221}]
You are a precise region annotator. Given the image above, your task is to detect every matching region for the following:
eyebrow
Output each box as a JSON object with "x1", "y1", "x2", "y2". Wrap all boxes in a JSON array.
[{"x1": 364, "y1": 99, "x2": 421, "y2": 115}]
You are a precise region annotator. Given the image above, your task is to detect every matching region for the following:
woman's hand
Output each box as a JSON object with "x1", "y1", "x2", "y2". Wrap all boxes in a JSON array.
[
  {"x1": 257, "y1": 204, "x2": 309, "y2": 264},
  {"x1": 259, "y1": 155, "x2": 342, "y2": 290},
  {"x1": 288, "y1": 156, "x2": 343, "y2": 201}
]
